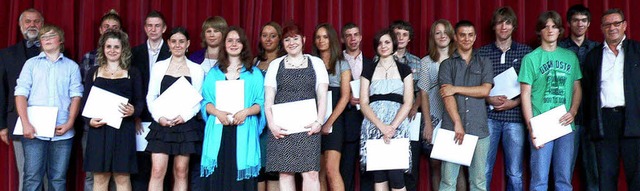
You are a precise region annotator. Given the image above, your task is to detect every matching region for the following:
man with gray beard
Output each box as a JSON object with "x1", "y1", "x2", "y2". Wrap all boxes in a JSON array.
[{"x1": 0, "y1": 8, "x2": 45, "y2": 191}]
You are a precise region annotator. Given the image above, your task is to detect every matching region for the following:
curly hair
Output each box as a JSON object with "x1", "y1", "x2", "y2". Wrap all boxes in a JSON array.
[{"x1": 96, "y1": 29, "x2": 132, "y2": 70}]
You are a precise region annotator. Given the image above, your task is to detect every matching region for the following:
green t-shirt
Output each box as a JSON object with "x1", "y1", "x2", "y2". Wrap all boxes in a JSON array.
[{"x1": 518, "y1": 47, "x2": 582, "y2": 129}]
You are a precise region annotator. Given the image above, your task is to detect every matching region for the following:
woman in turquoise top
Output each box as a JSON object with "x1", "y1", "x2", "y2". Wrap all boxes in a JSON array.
[{"x1": 200, "y1": 26, "x2": 265, "y2": 190}]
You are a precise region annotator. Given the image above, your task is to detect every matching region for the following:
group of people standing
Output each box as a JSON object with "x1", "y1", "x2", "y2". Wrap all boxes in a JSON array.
[{"x1": 0, "y1": 4, "x2": 638, "y2": 191}]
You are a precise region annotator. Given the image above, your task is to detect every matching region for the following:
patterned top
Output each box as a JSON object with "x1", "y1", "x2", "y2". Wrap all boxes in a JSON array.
[
  {"x1": 417, "y1": 56, "x2": 444, "y2": 124},
  {"x1": 80, "y1": 50, "x2": 98, "y2": 82},
  {"x1": 477, "y1": 42, "x2": 532, "y2": 123},
  {"x1": 558, "y1": 38, "x2": 600, "y2": 66}
]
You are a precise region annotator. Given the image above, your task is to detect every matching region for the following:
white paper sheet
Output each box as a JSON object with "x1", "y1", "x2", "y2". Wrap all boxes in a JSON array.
[
  {"x1": 366, "y1": 138, "x2": 410, "y2": 171},
  {"x1": 409, "y1": 112, "x2": 422, "y2": 141},
  {"x1": 151, "y1": 76, "x2": 203, "y2": 119},
  {"x1": 136, "y1": 122, "x2": 151, "y2": 151},
  {"x1": 430, "y1": 129, "x2": 478, "y2": 166},
  {"x1": 530, "y1": 105, "x2": 573, "y2": 147},
  {"x1": 324, "y1": 91, "x2": 333, "y2": 133},
  {"x1": 215, "y1": 80, "x2": 245, "y2": 124},
  {"x1": 489, "y1": 67, "x2": 520, "y2": 99},
  {"x1": 82, "y1": 86, "x2": 129, "y2": 129},
  {"x1": 13, "y1": 106, "x2": 59, "y2": 138},
  {"x1": 271, "y1": 99, "x2": 317, "y2": 134},
  {"x1": 350, "y1": 80, "x2": 361, "y2": 110},
  {"x1": 430, "y1": 120, "x2": 442, "y2": 144}
]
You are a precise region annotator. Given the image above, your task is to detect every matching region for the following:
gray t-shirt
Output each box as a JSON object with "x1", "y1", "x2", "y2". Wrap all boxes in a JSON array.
[
  {"x1": 328, "y1": 59, "x2": 350, "y2": 87},
  {"x1": 438, "y1": 51, "x2": 494, "y2": 138}
]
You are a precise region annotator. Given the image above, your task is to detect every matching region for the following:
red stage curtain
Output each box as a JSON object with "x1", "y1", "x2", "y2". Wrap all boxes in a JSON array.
[{"x1": 1, "y1": 0, "x2": 638, "y2": 190}]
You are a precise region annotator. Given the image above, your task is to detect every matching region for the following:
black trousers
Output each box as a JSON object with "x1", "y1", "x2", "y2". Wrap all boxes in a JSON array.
[{"x1": 595, "y1": 107, "x2": 640, "y2": 191}]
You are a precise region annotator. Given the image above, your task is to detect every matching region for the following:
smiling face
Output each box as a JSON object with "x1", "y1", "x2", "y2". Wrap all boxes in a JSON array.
[
  {"x1": 601, "y1": 13, "x2": 627, "y2": 45},
  {"x1": 377, "y1": 34, "x2": 394, "y2": 57},
  {"x1": 104, "y1": 38, "x2": 122, "y2": 62},
  {"x1": 283, "y1": 34, "x2": 304, "y2": 56},
  {"x1": 455, "y1": 26, "x2": 476, "y2": 52},
  {"x1": 225, "y1": 30, "x2": 242, "y2": 57},
  {"x1": 168, "y1": 32, "x2": 190, "y2": 57},
  {"x1": 540, "y1": 19, "x2": 560, "y2": 44},
  {"x1": 434, "y1": 23, "x2": 451, "y2": 49},
  {"x1": 343, "y1": 27, "x2": 362, "y2": 52},
  {"x1": 494, "y1": 19, "x2": 514, "y2": 41},
  {"x1": 204, "y1": 27, "x2": 223, "y2": 48},
  {"x1": 569, "y1": 14, "x2": 590, "y2": 38},
  {"x1": 20, "y1": 11, "x2": 43, "y2": 41},
  {"x1": 314, "y1": 27, "x2": 330, "y2": 52},
  {"x1": 144, "y1": 17, "x2": 166, "y2": 41},
  {"x1": 261, "y1": 25, "x2": 280, "y2": 52}
]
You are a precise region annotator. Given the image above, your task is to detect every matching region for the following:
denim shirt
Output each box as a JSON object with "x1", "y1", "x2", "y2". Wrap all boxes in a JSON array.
[{"x1": 14, "y1": 52, "x2": 83, "y2": 141}]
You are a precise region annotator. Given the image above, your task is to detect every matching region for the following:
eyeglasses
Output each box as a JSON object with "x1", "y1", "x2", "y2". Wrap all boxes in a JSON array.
[
  {"x1": 40, "y1": 34, "x2": 59, "y2": 40},
  {"x1": 602, "y1": 20, "x2": 625, "y2": 28}
]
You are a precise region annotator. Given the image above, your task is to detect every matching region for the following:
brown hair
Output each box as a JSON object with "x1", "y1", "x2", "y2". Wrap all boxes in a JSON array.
[
  {"x1": 96, "y1": 29, "x2": 132, "y2": 70},
  {"x1": 257, "y1": 21, "x2": 285, "y2": 61},
  {"x1": 200, "y1": 16, "x2": 228, "y2": 48},
  {"x1": 536, "y1": 11, "x2": 564, "y2": 37},
  {"x1": 218, "y1": 26, "x2": 254, "y2": 73},
  {"x1": 312, "y1": 23, "x2": 344, "y2": 75},
  {"x1": 427, "y1": 19, "x2": 455, "y2": 62}
]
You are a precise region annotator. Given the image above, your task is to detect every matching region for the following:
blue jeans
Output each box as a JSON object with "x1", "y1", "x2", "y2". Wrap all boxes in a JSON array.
[
  {"x1": 485, "y1": 119, "x2": 524, "y2": 191},
  {"x1": 529, "y1": 131, "x2": 575, "y2": 191},
  {"x1": 571, "y1": 125, "x2": 599, "y2": 191},
  {"x1": 22, "y1": 138, "x2": 73, "y2": 191},
  {"x1": 440, "y1": 136, "x2": 490, "y2": 191}
]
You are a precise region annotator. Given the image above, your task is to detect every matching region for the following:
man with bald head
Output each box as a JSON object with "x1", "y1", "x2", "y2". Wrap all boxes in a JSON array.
[{"x1": 0, "y1": 8, "x2": 44, "y2": 191}]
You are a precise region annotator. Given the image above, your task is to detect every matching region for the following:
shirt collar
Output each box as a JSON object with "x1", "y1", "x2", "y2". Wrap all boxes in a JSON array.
[
  {"x1": 36, "y1": 51, "x2": 64, "y2": 62},
  {"x1": 147, "y1": 39, "x2": 164, "y2": 53},
  {"x1": 343, "y1": 50, "x2": 362, "y2": 61},
  {"x1": 603, "y1": 35, "x2": 626, "y2": 52}
]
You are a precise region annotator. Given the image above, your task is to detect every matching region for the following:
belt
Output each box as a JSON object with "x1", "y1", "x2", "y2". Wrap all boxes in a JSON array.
[{"x1": 602, "y1": 106, "x2": 625, "y2": 112}]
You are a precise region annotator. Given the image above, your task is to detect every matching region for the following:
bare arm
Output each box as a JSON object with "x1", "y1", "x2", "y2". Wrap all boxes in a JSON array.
[
  {"x1": 322, "y1": 71, "x2": 352, "y2": 133},
  {"x1": 359, "y1": 78, "x2": 386, "y2": 131},
  {"x1": 442, "y1": 91, "x2": 465, "y2": 144},
  {"x1": 520, "y1": 83, "x2": 539, "y2": 148},
  {"x1": 310, "y1": 83, "x2": 329, "y2": 135},
  {"x1": 559, "y1": 81, "x2": 582, "y2": 126},
  {"x1": 420, "y1": 89, "x2": 434, "y2": 141},
  {"x1": 56, "y1": 97, "x2": 81, "y2": 135},
  {"x1": 440, "y1": 83, "x2": 492, "y2": 98},
  {"x1": 390, "y1": 74, "x2": 414, "y2": 129}
]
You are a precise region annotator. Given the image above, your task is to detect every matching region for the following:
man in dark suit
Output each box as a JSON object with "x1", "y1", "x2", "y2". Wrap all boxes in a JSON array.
[
  {"x1": 583, "y1": 8, "x2": 640, "y2": 191},
  {"x1": 130, "y1": 10, "x2": 171, "y2": 191},
  {"x1": 0, "y1": 8, "x2": 44, "y2": 191}
]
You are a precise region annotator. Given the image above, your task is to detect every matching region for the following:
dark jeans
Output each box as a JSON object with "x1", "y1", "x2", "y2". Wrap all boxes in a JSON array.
[{"x1": 595, "y1": 107, "x2": 640, "y2": 191}]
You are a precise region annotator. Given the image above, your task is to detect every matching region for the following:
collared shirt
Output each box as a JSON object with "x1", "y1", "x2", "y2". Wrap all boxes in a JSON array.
[
  {"x1": 600, "y1": 36, "x2": 626, "y2": 107},
  {"x1": 343, "y1": 50, "x2": 363, "y2": 80},
  {"x1": 558, "y1": 37, "x2": 600, "y2": 66},
  {"x1": 395, "y1": 52, "x2": 422, "y2": 86},
  {"x1": 147, "y1": 39, "x2": 165, "y2": 73},
  {"x1": 14, "y1": 52, "x2": 84, "y2": 141},
  {"x1": 79, "y1": 50, "x2": 97, "y2": 81},
  {"x1": 438, "y1": 50, "x2": 494, "y2": 138},
  {"x1": 478, "y1": 41, "x2": 532, "y2": 123}
]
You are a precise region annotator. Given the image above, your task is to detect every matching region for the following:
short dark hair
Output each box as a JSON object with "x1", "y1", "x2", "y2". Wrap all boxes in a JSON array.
[
  {"x1": 169, "y1": 26, "x2": 189, "y2": 40},
  {"x1": 491, "y1": 7, "x2": 518, "y2": 29},
  {"x1": 566, "y1": 4, "x2": 591, "y2": 22},
  {"x1": 145, "y1": 10, "x2": 166, "y2": 26},
  {"x1": 372, "y1": 28, "x2": 398, "y2": 56},
  {"x1": 602, "y1": 8, "x2": 625, "y2": 22},
  {"x1": 389, "y1": 20, "x2": 414, "y2": 39},
  {"x1": 454, "y1": 20, "x2": 475, "y2": 33},
  {"x1": 536, "y1": 11, "x2": 564, "y2": 37},
  {"x1": 341, "y1": 22, "x2": 359, "y2": 37}
]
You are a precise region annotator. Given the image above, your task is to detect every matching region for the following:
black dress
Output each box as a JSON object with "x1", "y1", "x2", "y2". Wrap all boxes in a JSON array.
[
  {"x1": 145, "y1": 75, "x2": 203, "y2": 155},
  {"x1": 205, "y1": 125, "x2": 257, "y2": 190},
  {"x1": 83, "y1": 67, "x2": 144, "y2": 173}
]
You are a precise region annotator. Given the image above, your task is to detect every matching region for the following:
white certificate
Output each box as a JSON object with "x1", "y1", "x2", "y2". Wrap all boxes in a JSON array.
[
  {"x1": 350, "y1": 80, "x2": 361, "y2": 110},
  {"x1": 430, "y1": 119, "x2": 442, "y2": 144},
  {"x1": 530, "y1": 105, "x2": 572, "y2": 147},
  {"x1": 271, "y1": 99, "x2": 317, "y2": 134},
  {"x1": 13, "y1": 106, "x2": 59, "y2": 138},
  {"x1": 215, "y1": 80, "x2": 245, "y2": 124},
  {"x1": 430, "y1": 129, "x2": 478, "y2": 166},
  {"x1": 82, "y1": 86, "x2": 129, "y2": 129},
  {"x1": 409, "y1": 112, "x2": 422, "y2": 141},
  {"x1": 324, "y1": 91, "x2": 333, "y2": 133},
  {"x1": 135, "y1": 122, "x2": 151, "y2": 151},
  {"x1": 152, "y1": 76, "x2": 203, "y2": 119},
  {"x1": 489, "y1": 67, "x2": 520, "y2": 99},
  {"x1": 366, "y1": 138, "x2": 410, "y2": 171}
]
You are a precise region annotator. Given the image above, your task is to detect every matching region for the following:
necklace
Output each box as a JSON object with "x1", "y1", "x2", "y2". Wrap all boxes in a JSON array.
[
  {"x1": 285, "y1": 55, "x2": 306, "y2": 68},
  {"x1": 379, "y1": 62, "x2": 395, "y2": 79},
  {"x1": 105, "y1": 66, "x2": 120, "y2": 76}
]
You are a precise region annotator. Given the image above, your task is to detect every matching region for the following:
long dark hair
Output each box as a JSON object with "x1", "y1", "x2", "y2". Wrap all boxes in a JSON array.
[
  {"x1": 257, "y1": 21, "x2": 285, "y2": 61},
  {"x1": 218, "y1": 26, "x2": 253, "y2": 73},
  {"x1": 311, "y1": 23, "x2": 343, "y2": 75}
]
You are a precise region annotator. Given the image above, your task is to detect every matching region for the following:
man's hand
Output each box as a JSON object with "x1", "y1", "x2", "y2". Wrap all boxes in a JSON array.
[
  {"x1": 55, "y1": 123, "x2": 73, "y2": 136},
  {"x1": 453, "y1": 123, "x2": 465, "y2": 145},
  {"x1": 440, "y1": 84, "x2": 457, "y2": 97},
  {"x1": 486, "y1": 95, "x2": 506, "y2": 106},
  {"x1": 0, "y1": 129, "x2": 9, "y2": 145}
]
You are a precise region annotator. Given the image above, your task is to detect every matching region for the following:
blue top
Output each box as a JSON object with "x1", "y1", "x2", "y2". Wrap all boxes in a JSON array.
[
  {"x1": 14, "y1": 52, "x2": 83, "y2": 141},
  {"x1": 200, "y1": 64, "x2": 266, "y2": 180}
]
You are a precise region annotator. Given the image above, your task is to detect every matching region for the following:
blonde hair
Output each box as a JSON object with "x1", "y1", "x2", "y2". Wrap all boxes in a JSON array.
[{"x1": 38, "y1": 24, "x2": 65, "y2": 52}]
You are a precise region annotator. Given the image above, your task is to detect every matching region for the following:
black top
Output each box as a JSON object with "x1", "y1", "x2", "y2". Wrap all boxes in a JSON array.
[{"x1": 130, "y1": 41, "x2": 171, "y2": 122}]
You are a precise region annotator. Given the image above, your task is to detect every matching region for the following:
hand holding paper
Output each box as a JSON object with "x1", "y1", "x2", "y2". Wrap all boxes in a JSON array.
[
  {"x1": 529, "y1": 105, "x2": 573, "y2": 148},
  {"x1": 430, "y1": 129, "x2": 478, "y2": 166}
]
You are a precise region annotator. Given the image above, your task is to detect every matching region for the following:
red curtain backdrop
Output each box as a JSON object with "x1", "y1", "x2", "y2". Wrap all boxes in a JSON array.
[{"x1": 1, "y1": 0, "x2": 637, "y2": 190}]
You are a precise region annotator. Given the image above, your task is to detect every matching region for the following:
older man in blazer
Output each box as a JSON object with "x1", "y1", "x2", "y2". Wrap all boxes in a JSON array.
[{"x1": 582, "y1": 8, "x2": 640, "y2": 191}]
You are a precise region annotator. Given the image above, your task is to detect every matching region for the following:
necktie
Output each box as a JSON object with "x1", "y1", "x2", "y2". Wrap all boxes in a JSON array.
[{"x1": 26, "y1": 41, "x2": 41, "y2": 48}]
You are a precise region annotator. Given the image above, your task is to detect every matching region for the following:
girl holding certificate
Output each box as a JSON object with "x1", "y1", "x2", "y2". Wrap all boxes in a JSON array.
[
  {"x1": 145, "y1": 27, "x2": 204, "y2": 191},
  {"x1": 359, "y1": 29, "x2": 413, "y2": 191},
  {"x1": 82, "y1": 29, "x2": 144, "y2": 191},
  {"x1": 200, "y1": 26, "x2": 265, "y2": 190},
  {"x1": 264, "y1": 23, "x2": 329, "y2": 190},
  {"x1": 311, "y1": 23, "x2": 351, "y2": 191}
]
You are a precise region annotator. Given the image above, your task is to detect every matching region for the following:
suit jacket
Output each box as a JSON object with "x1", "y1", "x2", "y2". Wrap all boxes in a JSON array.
[
  {"x1": 0, "y1": 41, "x2": 35, "y2": 140},
  {"x1": 583, "y1": 39, "x2": 640, "y2": 140},
  {"x1": 131, "y1": 41, "x2": 171, "y2": 122}
]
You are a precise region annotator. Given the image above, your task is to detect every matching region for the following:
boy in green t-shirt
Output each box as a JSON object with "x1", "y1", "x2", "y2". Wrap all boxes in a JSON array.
[{"x1": 518, "y1": 11, "x2": 582, "y2": 191}]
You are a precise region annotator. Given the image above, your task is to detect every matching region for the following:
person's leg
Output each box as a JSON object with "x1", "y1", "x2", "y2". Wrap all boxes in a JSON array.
[
  {"x1": 12, "y1": 140, "x2": 25, "y2": 191},
  {"x1": 113, "y1": 173, "x2": 131, "y2": 191},
  {"x1": 388, "y1": 170, "x2": 406, "y2": 191},
  {"x1": 189, "y1": 153, "x2": 204, "y2": 191},
  {"x1": 551, "y1": 132, "x2": 575, "y2": 191},
  {"x1": 621, "y1": 137, "x2": 640, "y2": 190},
  {"x1": 82, "y1": 131, "x2": 94, "y2": 191},
  {"x1": 529, "y1": 137, "x2": 553, "y2": 191},
  {"x1": 595, "y1": 109, "x2": 622, "y2": 191},
  {"x1": 372, "y1": 171, "x2": 390, "y2": 191},
  {"x1": 93, "y1": 172, "x2": 111, "y2": 191},
  {"x1": 502, "y1": 122, "x2": 525, "y2": 191},
  {"x1": 439, "y1": 161, "x2": 461, "y2": 191},
  {"x1": 46, "y1": 138, "x2": 73, "y2": 191},
  {"x1": 21, "y1": 138, "x2": 46, "y2": 191},
  {"x1": 149, "y1": 153, "x2": 169, "y2": 191},
  {"x1": 578, "y1": 125, "x2": 600, "y2": 191},
  {"x1": 428, "y1": 159, "x2": 442, "y2": 191},
  {"x1": 131, "y1": 152, "x2": 151, "y2": 191},
  {"x1": 404, "y1": 140, "x2": 421, "y2": 191},
  {"x1": 340, "y1": 141, "x2": 358, "y2": 191},
  {"x1": 325, "y1": 150, "x2": 344, "y2": 191},
  {"x1": 172, "y1": 155, "x2": 190, "y2": 191},
  {"x1": 302, "y1": 171, "x2": 321, "y2": 191},
  {"x1": 279, "y1": 172, "x2": 296, "y2": 191},
  {"x1": 469, "y1": 136, "x2": 489, "y2": 191},
  {"x1": 484, "y1": 119, "x2": 502, "y2": 191}
]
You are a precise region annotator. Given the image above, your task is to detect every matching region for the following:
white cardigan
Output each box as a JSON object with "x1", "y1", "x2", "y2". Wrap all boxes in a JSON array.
[{"x1": 146, "y1": 56, "x2": 205, "y2": 122}]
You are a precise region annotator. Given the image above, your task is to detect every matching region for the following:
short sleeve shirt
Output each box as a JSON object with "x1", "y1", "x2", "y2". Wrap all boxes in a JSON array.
[
  {"x1": 438, "y1": 51, "x2": 494, "y2": 138},
  {"x1": 328, "y1": 59, "x2": 350, "y2": 87}
]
